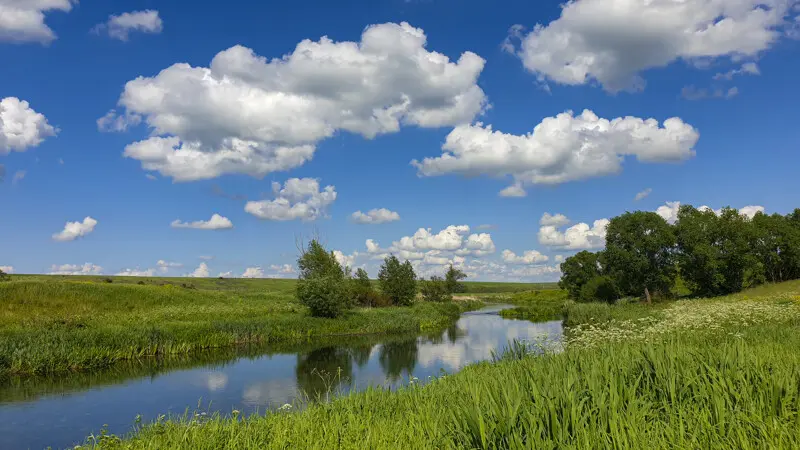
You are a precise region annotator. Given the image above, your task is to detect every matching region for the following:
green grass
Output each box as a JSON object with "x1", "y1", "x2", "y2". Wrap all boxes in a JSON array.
[
  {"x1": 0, "y1": 276, "x2": 487, "y2": 376},
  {"x1": 82, "y1": 282, "x2": 800, "y2": 449},
  {"x1": 498, "y1": 289, "x2": 568, "y2": 322}
]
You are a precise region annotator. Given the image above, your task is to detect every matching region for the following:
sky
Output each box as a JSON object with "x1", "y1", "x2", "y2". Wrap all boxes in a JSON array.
[{"x1": 1, "y1": 0, "x2": 799, "y2": 281}]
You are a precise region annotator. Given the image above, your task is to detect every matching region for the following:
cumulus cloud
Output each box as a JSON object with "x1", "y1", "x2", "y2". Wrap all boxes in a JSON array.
[
  {"x1": 365, "y1": 224, "x2": 496, "y2": 267},
  {"x1": 458, "y1": 233, "x2": 496, "y2": 256},
  {"x1": 188, "y1": 262, "x2": 210, "y2": 278},
  {"x1": 245, "y1": 178, "x2": 336, "y2": 221},
  {"x1": 218, "y1": 271, "x2": 233, "y2": 278},
  {"x1": 540, "y1": 213, "x2": 570, "y2": 227},
  {"x1": 93, "y1": 10, "x2": 163, "y2": 41},
  {"x1": 554, "y1": 255, "x2": 566, "y2": 263},
  {"x1": 351, "y1": 208, "x2": 401, "y2": 224},
  {"x1": 333, "y1": 251, "x2": 359, "y2": 269},
  {"x1": 115, "y1": 268, "x2": 157, "y2": 277},
  {"x1": 538, "y1": 219, "x2": 609, "y2": 250},
  {"x1": 412, "y1": 110, "x2": 699, "y2": 188},
  {"x1": 656, "y1": 201, "x2": 767, "y2": 224},
  {"x1": 52, "y1": 216, "x2": 98, "y2": 242},
  {"x1": 0, "y1": 0, "x2": 74, "y2": 44},
  {"x1": 498, "y1": 183, "x2": 527, "y2": 197},
  {"x1": 0, "y1": 265, "x2": 14, "y2": 273},
  {"x1": 655, "y1": 201, "x2": 682, "y2": 224},
  {"x1": 48, "y1": 263, "x2": 103, "y2": 275},
  {"x1": 242, "y1": 267, "x2": 265, "y2": 278},
  {"x1": 97, "y1": 109, "x2": 142, "y2": 132},
  {"x1": 103, "y1": 22, "x2": 487, "y2": 181},
  {"x1": 171, "y1": 213, "x2": 233, "y2": 230},
  {"x1": 1, "y1": 97, "x2": 57, "y2": 155},
  {"x1": 269, "y1": 264, "x2": 295, "y2": 274},
  {"x1": 506, "y1": 0, "x2": 796, "y2": 92},
  {"x1": 502, "y1": 249, "x2": 549, "y2": 264},
  {"x1": 157, "y1": 260, "x2": 183, "y2": 273},
  {"x1": 634, "y1": 188, "x2": 653, "y2": 201}
]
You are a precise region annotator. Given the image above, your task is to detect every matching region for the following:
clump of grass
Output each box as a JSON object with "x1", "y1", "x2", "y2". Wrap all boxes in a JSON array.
[{"x1": 499, "y1": 289, "x2": 568, "y2": 322}]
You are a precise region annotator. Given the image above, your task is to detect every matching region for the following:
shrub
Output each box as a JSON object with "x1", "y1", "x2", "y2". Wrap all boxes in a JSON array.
[
  {"x1": 378, "y1": 255, "x2": 417, "y2": 306},
  {"x1": 578, "y1": 276, "x2": 620, "y2": 304},
  {"x1": 563, "y1": 301, "x2": 613, "y2": 327},
  {"x1": 420, "y1": 276, "x2": 452, "y2": 302},
  {"x1": 352, "y1": 268, "x2": 377, "y2": 307},
  {"x1": 358, "y1": 290, "x2": 393, "y2": 308},
  {"x1": 103, "y1": 277, "x2": 114, "y2": 283},
  {"x1": 445, "y1": 265, "x2": 467, "y2": 294},
  {"x1": 0, "y1": 269, "x2": 10, "y2": 282},
  {"x1": 296, "y1": 239, "x2": 351, "y2": 318}
]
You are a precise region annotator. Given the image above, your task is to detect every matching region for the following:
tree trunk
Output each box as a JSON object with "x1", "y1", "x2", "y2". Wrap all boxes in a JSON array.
[{"x1": 644, "y1": 287, "x2": 652, "y2": 304}]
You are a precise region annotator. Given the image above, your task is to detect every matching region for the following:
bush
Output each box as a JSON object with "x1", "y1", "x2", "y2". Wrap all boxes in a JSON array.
[
  {"x1": 445, "y1": 265, "x2": 467, "y2": 294},
  {"x1": 0, "y1": 269, "x2": 10, "y2": 282},
  {"x1": 378, "y1": 256, "x2": 417, "y2": 306},
  {"x1": 358, "y1": 290, "x2": 393, "y2": 308},
  {"x1": 420, "y1": 276, "x2": 452, "y2": 302},
  {"x1": 296, "y1": 239, "x2": 351, "y2": 318},
  {"x1": 578, "y1": 276, "x2": 619, "y2": 304},
  {"x1": 563, "y1": 301, "x2": 613, "y2": 327}
]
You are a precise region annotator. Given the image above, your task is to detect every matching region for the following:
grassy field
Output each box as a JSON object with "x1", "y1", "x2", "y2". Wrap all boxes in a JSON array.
[
  {"x1": 82, "y1": 281, "x2": 800, "y2": 449},
  {"x1": 0, "y1": 275, "x2": 517, "y2": 376}
]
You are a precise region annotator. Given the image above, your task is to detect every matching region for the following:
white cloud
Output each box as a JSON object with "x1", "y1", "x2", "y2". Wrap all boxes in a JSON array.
[
  {"x1": 199, "y1": 255, "x2": 214, "y2": 260},
  {"x1": 104, "y1": 22, "x2": 487, "y2": 181},
  {"x1": 48, "y1": 263, "x2": 103, "y2": 275},
  {"x1": 245, "y1": 178, "x2": 336, "y2": 221},
  {"x1": 145, "y1": 174, "x2": 157, "y2": 180},
  {"x1": 458, "y1": 233, "x2": 496, "y2": 256},
  {"x1": 502, "y1": 249, "x2": 549, "y2": 264},
  {"x1": 394, "y1": 225, "x2": 471, "y2": 252},
  {"x1": 242, "y1": 267, "x2": 265, "y2": 278},
  {"x1": 554, "y1": 255, "x2": 566, "y2": 263},
  {"x1": 656, "y1": 201, "x2": 682, "y2": 224},
  {"x1": 0, "y1": 0, "x2": 74, "y2": 44},
  {"x1": 218, "y1": 271, "x2": 233, "y2": 278},
  {"x1": 97, "y1": 109, "x2": 142, "y2": 132},
  {"x1": 11, "y1": 170, "x2": 25, "y2": 185},
  {"x1": 364, "y1": 224, "x2": 495, "y2": 267},
  {"x1": 634, "y1": 188, "x2": 653, "y2": 201},
  {"x1": 116, "y1": 268, "x2": 157, "y2": 277},
  {"x1": 681, "y1": 85, "x2": 739, "y2": 101},
  {"x1": 713, "y1": 62, "x2": 761, "y2": 80},
  {"x1": 475, "y1": 224, "x2": 495, "y2": 230},
  {"x1": 157, "y1": 260, "x2": 183, "y2": 273},
  {"x1": 538, "y1": 219, "x2": 609, "y2": 250},
  {"x1": 269, "y1": 264, "x2": 295, "y2": 274},
  {"x1": 657, "y1": 201, "x2": 766, "y2": 223},
  {"x1": 0, "y1": 265, "x2": 14, "y2": 273},
  {"x1": 52, "y1": 216, "x2": 98, "y2": 242},
  {"x1": 412, "y1": 110, "x2": 698, "y2": 188},
  {"x1": 540, "y1": 213, "x2": 570, "y2": 227},
  {"x1": 93, "y1": 10, "x2": 163, "y2": 41},
  {"x1": 738, "y1": 205, "x2": 766, "y2": 219},
  {"x1": 333, "y1": 251, "x2": 359, "y2": 268},
  {"x1": 498, "y1": 183, "x2": 527, "y2": 197},
  {"x1": 1, "y1": 97, "x2": 57, "y2": 155},
  {"x1": 171, "y1": 213, "x2": 233, "y2": 230},
  {"x1": 506, "y1": 0, "x2": 795, "y2": 92},
  {"x1": 188, "y1": 262, "x2": 210, "y2": 278},
  {"x1": 351, "y1": 208, "x2": 400, "y2": 224}
]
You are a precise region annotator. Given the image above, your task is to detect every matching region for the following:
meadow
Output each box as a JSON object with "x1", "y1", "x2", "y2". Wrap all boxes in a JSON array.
[
  {"x1": 0, "y1": 275, "x2": 547, "y2": 376},
  {"x1": 82, "y1": 281, "x2": 800, "y2": 449}
]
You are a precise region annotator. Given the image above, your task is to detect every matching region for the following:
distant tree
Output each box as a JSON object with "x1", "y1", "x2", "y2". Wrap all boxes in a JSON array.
[
  {"x1": 352, "y1": 268, "x2": 376, "y2": 307},
  {"x1": 604, "y1": 211, "x2": 677, "y2": 303},
  {"x1": 378, "y1": 255, "x2": 417, "y2": 306},
  {"x1": 420, "y1": 276, "x2": 452, "y2": 302},
  {"x1": 445, "y1": 265, "x2": 467, "y2": 294},
  {"x1": 0, "y1": 269, "x2": 10, "y2": 282},
  {"x1": 296, "y1": 239, "x2": 351, "y2": 318},
  {"x1": 578, "y1": 276, "x2": 619, "y2": 304},
  {"x1": 752, "y1": 212, "x2": 800, "y2": 283},
  {"x1": 675, "y1": 205, "x2": 724, "y2": 297},
  {"x1": 558, "y1": 251, "x2": 603, "y2": 299}
]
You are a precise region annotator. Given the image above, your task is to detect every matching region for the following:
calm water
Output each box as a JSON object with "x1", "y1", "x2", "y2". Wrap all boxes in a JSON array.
[{"x1": 0, "y1": 305, "x2": 562, "y2": 450}]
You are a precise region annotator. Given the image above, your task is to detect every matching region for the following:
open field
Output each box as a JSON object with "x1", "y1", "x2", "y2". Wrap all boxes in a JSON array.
[
  {"x1": 81, "y1": 281, "x2": 800, "y2": 449},
  {"x1": 0, "y1": 275, "x2": 509, "y2": 376}
]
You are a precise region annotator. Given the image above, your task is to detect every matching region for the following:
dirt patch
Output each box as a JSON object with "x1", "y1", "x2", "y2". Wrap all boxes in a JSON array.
[{"x1": 452, "y1": 295, "x2": 479, "y2": 302}]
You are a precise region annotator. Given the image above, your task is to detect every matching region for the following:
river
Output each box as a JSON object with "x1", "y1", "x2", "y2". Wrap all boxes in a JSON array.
[{"x1": 0, "y1": 304, "x2": 563, "y2": 449}]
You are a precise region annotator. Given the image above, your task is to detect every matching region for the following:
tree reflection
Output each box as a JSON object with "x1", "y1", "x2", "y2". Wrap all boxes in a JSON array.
[
  {"x1": 446, "y1": 323, "x2": 466, "y2": 344},
  {"x1": 348, "y1": 344, "x2": 374, "y2": 368},
  {"x1": 295, "y1": 347, "x2": 353, "y2": 400},
  {"x1": 378, "y1": 339, "x2": 418, "y2": 381}
]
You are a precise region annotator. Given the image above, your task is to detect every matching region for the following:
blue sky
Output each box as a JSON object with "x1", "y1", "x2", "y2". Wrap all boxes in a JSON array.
[{"x1": 1, "y1": 0, "x2": 799, "y2": 281}]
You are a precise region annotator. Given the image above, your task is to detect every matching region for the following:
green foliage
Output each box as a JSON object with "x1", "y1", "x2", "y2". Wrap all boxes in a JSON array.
[
  {"x1": 499, "y1": 290, "x2": 568, "y2": 322},
  {"x1": 445, "y1": 265, "x2": 467, "y2": 294},
  {"x1": 296, "y1": 240, "x2": 350, "y2": 318},
  {"x1": 604, "y1": 211, "x2": 677, "y2": 299},
  {"x1": 562, "y1": 301, "x2": 613, "y2": 326},
  {"x1": 0, "y1": 269, "x2": 10, "y2": 282},
  {"x1": 751, "y1": 211, "x2": 800, "y2": 283},
  {"x1": 578, "y1": 276, "x2": 619, "y2": 304},
  {"x1": 351, "y1": 268, "x2": 379, "y2": 307},
  {"x1": 419, "y1": 276, "x2": 452, "y2": 302},
  {"x1": 378, "y1": 256, "x2": 418, "y2": 306},
  {"x1": 558, "y1": 251, "x2": 602, "y2": 299}
]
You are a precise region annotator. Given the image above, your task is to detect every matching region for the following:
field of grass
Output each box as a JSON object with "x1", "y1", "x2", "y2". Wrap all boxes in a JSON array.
[
  {"x1": 0, "y1": 276, "x2": 493, "y2": 376},
  {"x1": 82, "y1": 281, "x2": 800, "y2": 449}
]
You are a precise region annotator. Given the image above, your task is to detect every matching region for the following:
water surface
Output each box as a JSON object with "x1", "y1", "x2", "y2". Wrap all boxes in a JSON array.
[{"x1": 0, "y1": 305, "x2": 562, "y2": 449}]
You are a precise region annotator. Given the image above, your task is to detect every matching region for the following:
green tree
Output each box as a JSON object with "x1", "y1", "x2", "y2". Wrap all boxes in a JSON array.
[
  {"x1": 604, "y1": 211, "x2": 677, "y2": 303},
  {"x1": 675, "y1": 205, "x2": 725, "y2": 297},
  {"x1": 378, "y1": 255, "x2": 417, "y2": 306},
  {"x1": 444, "y1": 265, "x2": 467, "y2": 294},
  {"x1": 752, "y1": 212, "x2": 800, "y2": 283},
  {"x1": 351, "y1": 268, "x2": 374, "y2": 306},
  {"x1": 558, "y1": 251, "x2": 602, "y2": 299},
  {"x1": 420, "y1": 276, "x2": 452, "y2": 302},
  {"x1": 578, "y1": 276, "x2": 619, "y2": 304},
  {"x1": 296, "y1": 239, "x2": 351, "y2": 318},
  {"x1": 0, "y1": 269, "x2": 10, "y2": 282}
]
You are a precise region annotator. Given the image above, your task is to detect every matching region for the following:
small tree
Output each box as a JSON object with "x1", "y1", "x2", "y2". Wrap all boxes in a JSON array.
[
  {"x1": 445, "y1": 265, "x2": 467, "y2": 294},
  {"x1": 0, "y1": 269, "x2": 10, "y2": 282},
  {"x1": 352, "y1": 268, "x2": 375, "y2": 306},
  {"x1": 378, "y1": 255, "x2": 417, "y2": 306},
  {"x1": 296, "y1": 239, "x2": 350, "y2": 318},
  {"x1": 578, "y1": 276, "x2": 619, "y2": 304},
  {"x1": 420, "y1": 276, "x2": 451, "y2": 302},
  {"x1": 558, "y1": 251, "x2": 602, "y2": 299}
]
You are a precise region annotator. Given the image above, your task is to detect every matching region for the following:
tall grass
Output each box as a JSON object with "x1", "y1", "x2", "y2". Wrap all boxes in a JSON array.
[
  {"x1": 0, "y1": 279, "x2": 481, "y2": 376},
  {"x1": 498, "y1": 289, "x2": 568, "y2": 322}
]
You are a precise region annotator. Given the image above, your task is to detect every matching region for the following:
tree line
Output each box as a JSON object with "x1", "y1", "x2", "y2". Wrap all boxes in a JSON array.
[
  {"x1": 560, "y1": 206, "x2": 800, "y2": 304},
  {"x1": 296, "y1": 240, "x2": 467, "y2": 317}
]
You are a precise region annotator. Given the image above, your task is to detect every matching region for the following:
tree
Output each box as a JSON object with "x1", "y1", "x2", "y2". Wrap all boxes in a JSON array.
[
  {"x1": 296, "y1": 239, "x2": 351, "y2": 318},
  {"x1": 0, "y1": 269, "x2": 10, "y2": 282},
  {"x1": 604, "y1": 211, "x2": 677, "y2": 303},
  {"x1": 378, "y1": 255, "x2": 417, "y2": 306},
  {"x1": 752, "y1": 212, "x2": 800, "y2": 283},
  {"x1": 558, "y1": 251, "x2": 603, "y2": 299},
  {"x1": 445, "y1": 265, "x2": 467, "y2": 294},
  {"x1": 352, "y1": 268, "x2": 377, "y2": 306},
  {"x1": 420, "y1": 276, "x2": 452, "y2": 302},
  {"x1": 578, "y1": 276, "x2": 619, "y2": 304},
  {"x1": 675, "y1": 205, "x2": 725, "y2": 297}
]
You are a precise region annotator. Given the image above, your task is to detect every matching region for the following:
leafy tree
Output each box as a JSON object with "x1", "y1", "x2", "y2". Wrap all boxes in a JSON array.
[
  {"x1": 604, "y1": 211, "x2": 677, "y2": 303},
  {"x1": 0, "y1": 269, "x2": 10, "y2": 282},
  {"x1": 420, "y1": 276, "x2": 452, "y2": 302},
  {"x1": 296, "y1": 239, "x2": 351, "y2": 318},
  {"x1": 578, "y1": 276, "x2": 619, "y2": 304},
  {"x1": 752, "y1": 212, "x2": 800, "y2": 283},
  {"x1": 378, "y1": 255, "x2": 418, "y2": 306},
  {"x1": 444, "y1": 265, "x2": 467, "y2": 294},
  {"x1": 675, "y1": 205, "x2": 725, "y2": 297},
  {"x1": 351, "y1": 268, "x2": 375, "y2": 306},
  {"x1": 558, "y1": 251, "x2": 602, "y2": 299}
]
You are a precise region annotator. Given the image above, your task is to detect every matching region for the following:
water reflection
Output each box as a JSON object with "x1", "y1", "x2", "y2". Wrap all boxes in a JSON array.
[{"x1": 0, "y1": 305, "x2": 562, "y2": 450}]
